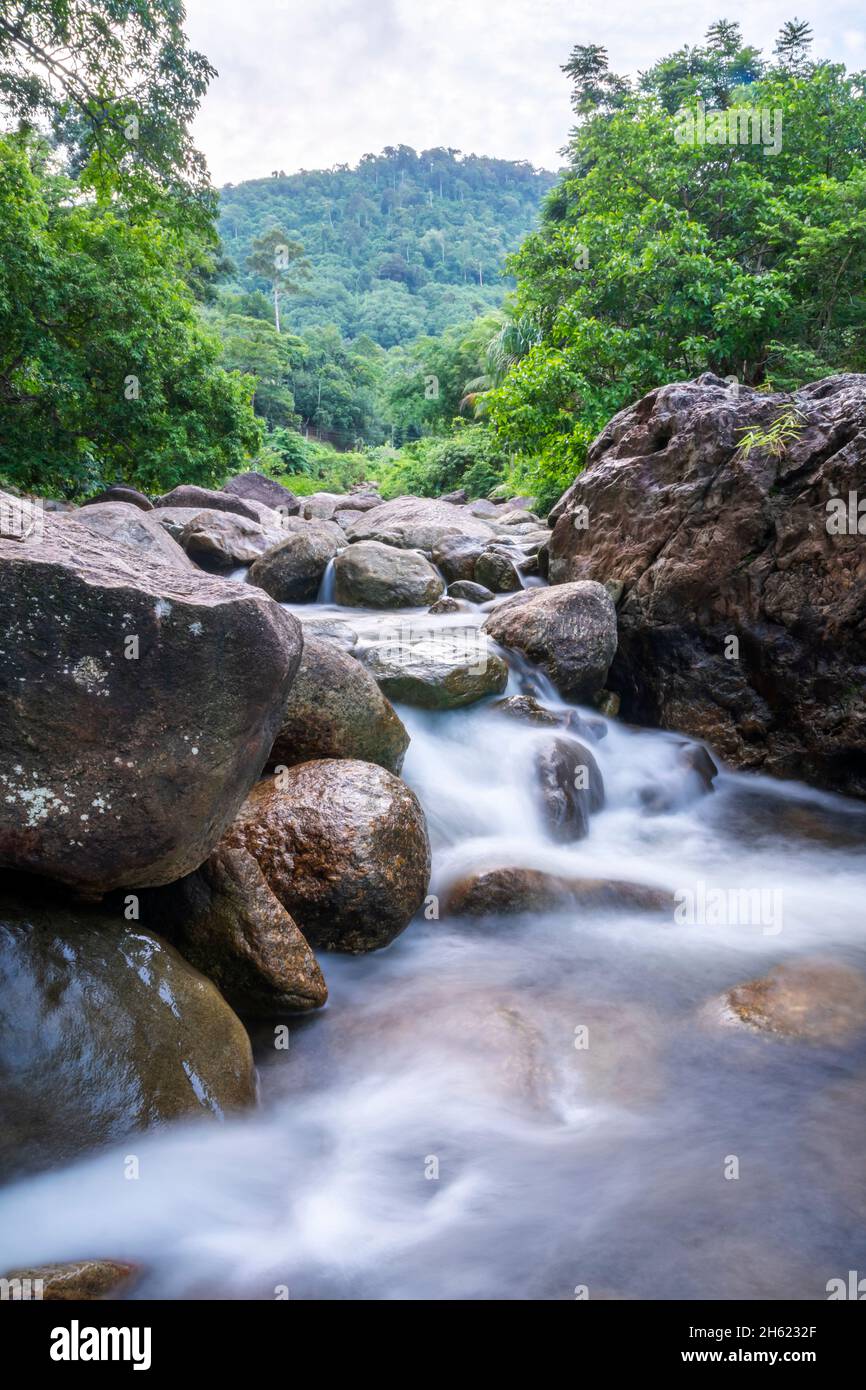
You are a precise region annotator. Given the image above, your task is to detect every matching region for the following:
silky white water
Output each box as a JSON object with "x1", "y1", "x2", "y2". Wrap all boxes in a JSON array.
[{"x1": 1, "y1": 602, "x2": 864, "y2": 1300}]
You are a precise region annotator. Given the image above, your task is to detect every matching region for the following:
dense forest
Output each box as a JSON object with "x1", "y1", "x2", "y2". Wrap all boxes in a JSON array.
[
  {"x1": 1, "y1": 12, "x2": 864, "y2": 513},
  {"x1": 219, "y1": 149, "x2": 557, "y2": 343}
]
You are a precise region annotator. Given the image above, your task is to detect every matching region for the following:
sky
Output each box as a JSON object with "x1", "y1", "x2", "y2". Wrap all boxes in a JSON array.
[{"x1": 184, "y1": 0, "x2": 866, "y2": 185}]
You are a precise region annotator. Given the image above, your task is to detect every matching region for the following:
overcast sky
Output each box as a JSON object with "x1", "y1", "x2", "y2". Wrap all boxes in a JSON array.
[{"x1": 184, "y1": 0, "x2": 866, "y2": 185}]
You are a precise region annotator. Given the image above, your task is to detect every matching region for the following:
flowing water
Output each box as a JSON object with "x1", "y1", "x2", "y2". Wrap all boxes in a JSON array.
[{"x1": 1, "y1": 594, "x2": 865, "y2": 1301}]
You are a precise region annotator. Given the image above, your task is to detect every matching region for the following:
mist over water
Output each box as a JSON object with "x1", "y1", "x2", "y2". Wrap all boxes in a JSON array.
[{"x1": 2, "y1": 602, "x2": 865, "y2": 1300}]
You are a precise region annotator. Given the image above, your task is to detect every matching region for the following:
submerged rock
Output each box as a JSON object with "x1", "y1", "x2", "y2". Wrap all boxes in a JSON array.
[
  {"x1": 269, "y1": 634, "x2": 409, "y2": 773},
  {"x1": 483, "y1": 581, "x2": 617, "y2": 702},
  {"x1": 248, "y1": 523, "x2": 341, "y2": 602},
  {"x1": 363, "y1": 628, "x2": 508, "y2": 709},
  {"x1": 224, "y1": 763, "x2": 431, "y2": 953},
  {"x1": 444, "y1": 867, "x2": 672, "y2": 918},
  {"x1": 333, "y1": 540, "x2": 444, "y2": 608},
  {"x1": 534, "y1": 736, "x2": 605, "y2": 841},
  {"x1": 0, "y1": 893, "x2": 256, "y2": 1180},
  {"x1": 714, "y1": 960, "x2": 866, "y2": 1043}
]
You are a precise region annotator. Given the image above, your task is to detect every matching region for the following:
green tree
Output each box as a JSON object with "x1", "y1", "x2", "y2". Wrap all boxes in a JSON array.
[
  {"x1": 245, "y1": 226, "x2": 310, "y2": 333},
  {"x1": 0, "y1": 137, "x2": 261, "y2": 497}
]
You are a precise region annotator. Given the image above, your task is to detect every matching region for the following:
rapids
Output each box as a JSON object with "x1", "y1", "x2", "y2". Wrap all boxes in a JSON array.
[{"x1": 1, "y1": 595, "x2": 864, "y2": 1301}]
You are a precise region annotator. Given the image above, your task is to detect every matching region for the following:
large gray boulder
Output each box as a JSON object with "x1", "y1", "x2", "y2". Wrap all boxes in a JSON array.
[
  {"x1": 0, "y1": 512, "x2": 302, "y2": 893},
  {"x1": 346, "y1": 496, "x2": 493, "y2": 551},
  {"x1": 177, "y1": 507, "x2": 287, "y2": 567},
  {"x1": 334, "y1": 540, "x2": 444, "y2": 608},
  {"x1": 269, "y1": 634, "x2": 409, "y2": 773},
  {"x1": 72, "y1": 500, "x2": 195, "y2": 570},
  {"x1": 0, "y1": 890, "x2": 256, "y2": 1180},
  {"x1": 483, "y1": 582, "x2": 617, "y2": 702}
]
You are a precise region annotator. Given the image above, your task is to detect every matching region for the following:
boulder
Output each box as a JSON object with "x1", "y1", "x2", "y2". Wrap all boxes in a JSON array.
[
  {"x1": 268, "y1": 634, "x2": 409, "y2": 773},
  {"x1": 483, "y1": 581, "x2": 617, "y2": 701},
  {"x1": 224, "y1": 471, "x2": 300, "y2": 514},
  {"x1": 299, "y1": 492, "x2": 345, "y2": 521},
  {"x1": 428, "y1": 596, "x2": 465, "y2": 615},
  {"x1": 0, "y1": 1260, "x2": 137, "y2": 1301},
  {"x1": 547, "y1": 373, "x2": 866, "y2": 797},
  {"x1": 346, "y1": 496, "x2": 493, "y2": 551},
  {"x1": 302, "y1": 618, "x2": 359, "y2": 652},
  {"x1": 534, "y1": 737, "x2": 604, "y2": 841},
  {"x1": 155, "y1": 484, "x2": 261, "y2": 523},
  {"x1": 474, "y1": 549, "x2": 522, "y2": 593},
  {"x1": 363, "y1": 628, "x2": 508, "y2": 708},
  {"x1": 179, "y1": 507, "x2": 287, "y2": 567},
  {"x1": 448, "y1": 579, "x2": 495, "y2": 603},
  {"x1": 72, "y1": 500, "x2": 195, "y2": 571},
  {"x1": 334, "y1": 509, "x2": 366, "y2": 531},
  {"x1": 444, "y1": 867, "x2": 671, "y2": 918},
  {"x1": 146, "y1": 844, "x2": 326, "y2": 1017},
  {"x1": 439, "y1": 488, "x2": 468, "y2": 505},
  {"x1": 248, "y1": 523, "x2": 341, "y2": 602},
  {"x1": 223, "y1": 763, "x2": 431, "y2": 952},
  {"x1": 432, "y1": 534, "x2": 486, "y2": 583},
  {"x1": 333, "y1": 540, "x2": 444, "y2": 608},
  {"x1": 0, "y1": 511, "x2": 301, "y2": 893},
  {"x1": 0, "y1": 891, "x2": 256, "y2": 1180},
  {"x1": 713, "y1": 961, "x2": 866, "y2": 1044},
  {"x1": 82, "y1": 486, "x2": 152, "y2": 512}
]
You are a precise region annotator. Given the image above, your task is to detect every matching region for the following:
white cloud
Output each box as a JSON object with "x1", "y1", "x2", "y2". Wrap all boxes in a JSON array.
[{"x1": 183, "y1": 0, "x2": 866, "y2": 184}]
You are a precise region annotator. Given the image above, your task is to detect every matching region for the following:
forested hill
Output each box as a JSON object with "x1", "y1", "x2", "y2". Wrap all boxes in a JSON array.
[{"x1": 218, "y1": 147, "x2": 558, "y2": 346}]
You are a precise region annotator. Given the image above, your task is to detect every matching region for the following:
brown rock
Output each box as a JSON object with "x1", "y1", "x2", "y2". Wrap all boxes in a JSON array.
[
  {"x1": 224, "y1": 763, "x2": 431, "y2": 952},
  {"x1": 444, "y1": 867, "x2": 671, "y2": 917},
  {"x1": 717, "y1": 960, "x2": 866, "y2": 1043},
  {"x1": 248, "y1": 522, "x2": 340, "y2": 602},
  {"x1": 483, "y1": 582, "x2": 618, "y2": 701},
  {"x1": 547, "y1": 373, "x2": 866, "y2": 797}
]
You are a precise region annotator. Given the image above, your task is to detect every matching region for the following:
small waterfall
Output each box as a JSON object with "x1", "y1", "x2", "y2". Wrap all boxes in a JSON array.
[{"x1": 317, "y1": 557, "x2": 336, "y2": 603}]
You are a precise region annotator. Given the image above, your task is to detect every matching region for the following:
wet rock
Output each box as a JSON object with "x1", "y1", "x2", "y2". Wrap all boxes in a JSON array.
[
  {"x1": 346, "y1": 496, "x2": 493, "y2": 551},
  {"x1": 445, "y1": 867, "x2": 671, "y2": 918},
  {"x1": 483, "y1": 582, "x2": 617, "y2": 702},
  {"x1": 224, "y1": 471, "x2": 300, "y2": 514},
  {"x1": 428, "y1": 595, "x2": 463, "y2": 615},
  {"x1": 147, "y1": 844, "x2": 326, "y2": 1017},
  {"x1": 224, "y1": 764, "x2": 431, "y2": 953},
  {"x1": 432, "y1": 534, "x2": 486, "y2": 583},
  {"x1": 302, "y1": 618, "x2": 359, "y2": 652},
  {"x1": 363, "y1": 628, "x2": 508, "y2": 709},
  {"x1": 334, "y1": 540, "x2": 444, "y2": 608},
  {"x1": 639, "y1": 741, "x2": 719, "y2": 813},
  {"x1": 248, "y1": 523, "x2": 341, "y2": 602},
  {"x1": 547, "y1": 373, "x2": 866, "y2": 798},
  {"x1": 83, "y1": 486, "x2": 152, "y2": 512},
  {"x1": 0, "y1": 511, "x2": 301, "y2": 893},
  {"x1": 0, "y1": 892, "x2": 256, "y2": 1180},
  {"x1": 534, "y1": 737, "x2": 605, "y2": 841},
  {"x1": 178, "y1": 507, "x2": 287, "y2": 567},
  {"x1": 0, "y1": 1260, "x2": 138, "y2": 1300},
  {"x1": 155, "y1": 484, "x2": 261, "y2": 523},
  {"x1": 448, "y1": 579, "x2": 495, "y2": 603},
  {"x1": 474, "y1": 549, "x2": 522, "y2": 593},
  {"x1": 594, "y1": 690, "x2": 621, "y2": 718},
  {"x1": 493, "y1": 696, "x2": 606, "y2": 741},
  {"x1": 72, "y1": 500, "x2": 195, "y2": 570},
  {"x1": 715, "y1": 960, "x2": 866, "y2": 1043},
  {"x1": 269, "y1": 634, "x2": 409, "y2": 773}
]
